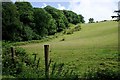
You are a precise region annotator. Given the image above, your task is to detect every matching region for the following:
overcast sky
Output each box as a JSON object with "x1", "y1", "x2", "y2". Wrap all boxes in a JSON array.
[{"x1": 11, "y1": 0, "x2": 119, "y2": 22}]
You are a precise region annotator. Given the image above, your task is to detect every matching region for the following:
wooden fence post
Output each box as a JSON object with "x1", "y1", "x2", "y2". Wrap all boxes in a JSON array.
[
  {"x1": 44, "y1": 45, "x2": 49, "y2": 79},
  {"x1": 11, "y1": 47, "x2": 16, "y2": 68},
  {"x1": 11, "y1": 47, "x2": 15, "y2": 63}
]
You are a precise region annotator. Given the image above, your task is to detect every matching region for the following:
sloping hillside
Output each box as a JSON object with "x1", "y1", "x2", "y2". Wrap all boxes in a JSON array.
[{"x1": 20, "y1": 21, "x2": 118, "y2": 75}]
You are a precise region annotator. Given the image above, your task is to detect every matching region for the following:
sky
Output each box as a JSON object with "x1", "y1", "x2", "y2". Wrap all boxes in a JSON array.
[{"x1": 11, "y1": 0, "x2": 119, "y2": 22}]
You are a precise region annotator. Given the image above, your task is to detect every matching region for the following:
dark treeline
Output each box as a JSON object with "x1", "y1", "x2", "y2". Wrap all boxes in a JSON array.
[{"x1": 2, "y1": 2, "x2": 85, "y2": 41}]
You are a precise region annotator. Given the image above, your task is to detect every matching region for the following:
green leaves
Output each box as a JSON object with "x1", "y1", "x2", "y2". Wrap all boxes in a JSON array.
[
  {"x1": 44, "y1": 6, "x2": 68, "y2": 32},
  {"x1": 2, "y1": 2, "x2": 85, "y2": 42},
  {"x1": 33, "y1": 8, "x2": 56, "y2": 36},
  {"x1": 15, "y1": 2, "x2": 34, "y2": 25},
  {"x1": 63, "y1": 10, "x2": 85, "y2": 24},
  {"x1": 2, "y1": 2, "x2": 21, "y2": 41}
]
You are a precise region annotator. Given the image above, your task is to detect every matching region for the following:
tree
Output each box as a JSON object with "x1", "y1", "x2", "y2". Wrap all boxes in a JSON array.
[
  {"x1": 2, "y1": 2, "x2": 22, "y2": 41},
  {"x1": 15, "y1": 2, "x2": 34, "y2": 25},
  {"x1": 88, "y1": 18, "x2": 94, "y2": 23},
  {"x1": 33, "y1": 8, "x2": 57, "y2": 37},
  {"x1": 44, "y1": 6, "x2": 69, "y2": 32},
  {"x1": 78, "y1": 15, "x2": 85, "y2": 23},
  {"x1": 20, "y1": 25, "x2": 35, "y2": 41},
  {"x1": 63, "y1": 10, "x2": 85, "y2": 24},
  {"x1": 15, "y1": 2, "x2": 37, "y2": 41},
  {"x1": 2, "y1": 1, "x2": 85, "y2": 42}
]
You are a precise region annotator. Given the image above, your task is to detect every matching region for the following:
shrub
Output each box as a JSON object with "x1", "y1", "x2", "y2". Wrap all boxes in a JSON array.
[
  {"x1": 66, "y1": 29, "x2": 74, "y2": 34},
  {"x1": 49, "y1": 62, "x2": 79, "y2": 79},
  {"x1": 2, "y1": 42, "x2": 79, "y2": 79},
  {"x1": 2, "y1": 42, "x2": 34, "y2": 77},
  {"x1": 74, "y1": 24, "x2": 81, "y2": 31},
  {"x1": 84, "y1": 67, "x2": 120, "y2": 80}
]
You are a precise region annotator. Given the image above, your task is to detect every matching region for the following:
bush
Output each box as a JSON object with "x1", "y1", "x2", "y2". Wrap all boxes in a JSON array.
[
  {"x1": 84, "y1": 67, "x2": 120, "y2": 80},
  {"x1": 2, "y1": 42, "x2": 79, "y2": 79},
  {"x1": 65, "y1": 24, "x2": 81, "y2": 35},
  {"x1": 74, "y1": 24, "x2": 81, "y2": 31},
  {"x1": 66, "y1": 29, "x2": 74, "y2": 34},
  {"x1": 2, "y1": 42, "x2": 34, "y2": 77},
  {"x1": 49, "y1": 62, "x2": 79, "y2": 79}
]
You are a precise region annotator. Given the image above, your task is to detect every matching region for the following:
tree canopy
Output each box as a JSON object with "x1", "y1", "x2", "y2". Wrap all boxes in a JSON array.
[
  {"x1": 63, "y1": 10, "x2": 85, "y2": 24},
  {"x1": 2, "y1": 2, "x2": 85, "y2": 41},
  {"x1": 33, "y1": 8, "x2": 57, "y2": 36},
  {"x1": 44, "y1": 6, "x2": 69, "y2": 32},
  {"x1": 2, "y1": 2, "x2": 22, "y2": 41}
]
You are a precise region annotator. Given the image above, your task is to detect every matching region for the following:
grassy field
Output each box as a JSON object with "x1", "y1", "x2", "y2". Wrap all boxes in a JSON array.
[{"x1": 19, "y1": 21, "x2": 118, "y2": 76}]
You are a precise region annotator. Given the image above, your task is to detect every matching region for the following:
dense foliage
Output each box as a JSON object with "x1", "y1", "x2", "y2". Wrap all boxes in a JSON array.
[
  {"x1": 2, "y1": 2, "x2": 22, "y2": 41},
  {"x1": 33, "y1": 8, "x2": 57, "y2": 36},
  {"x1": 63, "y1": 10, "x2": 85, "y2": 24},
  {"x1": 2, "y1": 2, "x2": 85, "y2": 42},
  {"x1": 44, "y1": 6, "x2": 69, "y2": 32}
]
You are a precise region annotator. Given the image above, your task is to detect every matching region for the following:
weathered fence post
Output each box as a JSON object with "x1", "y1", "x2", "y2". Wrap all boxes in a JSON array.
[
  {"x1": 11, "y1": 46, "x2": 16, "y2": 68},
  {"x1": 11, "y1": 47, "x2": 15, "y2": 64},
  {"x1": 44, "y1": 45, "x2": 49, "y2": 79}
]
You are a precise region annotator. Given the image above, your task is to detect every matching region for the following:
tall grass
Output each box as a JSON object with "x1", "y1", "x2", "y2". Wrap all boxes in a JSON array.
[
  {"x1": 2, "y1": 42, "x2": 79, "y2": 79},
  {"x1": 2, "y1": 41, "x2": 119, "y2": 79}
]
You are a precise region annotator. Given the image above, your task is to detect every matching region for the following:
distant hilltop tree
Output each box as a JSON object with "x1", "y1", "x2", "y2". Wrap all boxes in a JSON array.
[{"x1": 88, "y1": 18, "x2": 94, "y2": 23}]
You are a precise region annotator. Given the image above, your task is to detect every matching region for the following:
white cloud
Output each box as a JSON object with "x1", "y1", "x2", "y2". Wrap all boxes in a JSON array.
[
  {"x1": 68, "y1": 0, "x2": 119, "y2": 22},
  {"x1": 57, "y1": 4, "x2": 66, "y2": 10},
  {"x1": 41, "y1": 3, "x2": 47, "y2": 8}
]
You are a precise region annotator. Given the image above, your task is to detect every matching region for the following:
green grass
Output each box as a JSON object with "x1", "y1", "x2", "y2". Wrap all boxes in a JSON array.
[{"x1": 19, "y1": 21, "x2": 118, "y2": 76}]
